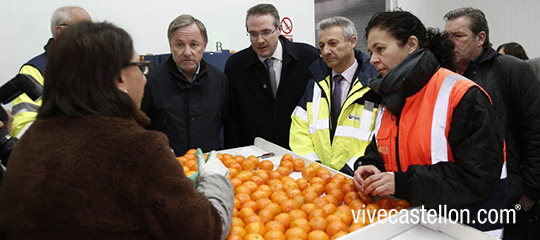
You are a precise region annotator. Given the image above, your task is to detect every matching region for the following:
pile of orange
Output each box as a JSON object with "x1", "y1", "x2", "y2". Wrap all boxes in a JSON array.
[
  {"x1": 212, "y1": 152, "x2": 411, "y2": 240},
  {"x1": 177, "y1": 149, "x2": 207, "y2": 177}
]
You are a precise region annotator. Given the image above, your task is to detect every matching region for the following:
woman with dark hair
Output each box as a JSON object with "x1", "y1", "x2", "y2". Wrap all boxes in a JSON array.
[
  {"x1": 497, "y1": 42, "x2": 529, "y2": 60},
  {"x1": 352, "y1": 10, "x2": 506, "y2": 236},
  {"x1": 0, "y1": 21, "x2": 233, "y2": 240}
]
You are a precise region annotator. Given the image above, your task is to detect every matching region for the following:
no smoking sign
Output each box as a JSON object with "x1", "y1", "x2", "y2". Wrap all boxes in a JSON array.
[{"x1": 280, "y1": 17, "x2": 293, "y2": 34}]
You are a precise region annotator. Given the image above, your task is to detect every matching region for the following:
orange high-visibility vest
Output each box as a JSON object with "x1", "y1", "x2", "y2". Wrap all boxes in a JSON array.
[{"x1": 375, "y1": 68, "x2": 506, "y2": 173}]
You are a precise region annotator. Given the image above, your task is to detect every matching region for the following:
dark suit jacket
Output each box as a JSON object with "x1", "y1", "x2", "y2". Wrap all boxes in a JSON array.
[{"x1": 224, "y1": 35, "x2": 319, "y2": 149}]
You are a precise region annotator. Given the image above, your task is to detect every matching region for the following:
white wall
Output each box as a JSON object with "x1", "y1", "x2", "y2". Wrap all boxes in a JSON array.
[
  {"x1": 0, "y1": 0, "x2": 315, "y2": 88},
  {"x1": 396, "y1": 0, "x2": 540, "y2": 58}
]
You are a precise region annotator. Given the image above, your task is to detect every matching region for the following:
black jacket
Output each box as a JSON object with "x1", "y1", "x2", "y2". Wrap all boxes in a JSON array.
[
  {"x1": 224, "y1": 35, "x2": 319, "y2": 149},
  {"x1": 142, "y1": 56, "x2": 228, "y2": 156},
  {"x1": 463, "y1": 48, "x2": 540, "y2": 203},
  {"x1": 355, "y1": 50, "x2": 506, "y2": 231}
]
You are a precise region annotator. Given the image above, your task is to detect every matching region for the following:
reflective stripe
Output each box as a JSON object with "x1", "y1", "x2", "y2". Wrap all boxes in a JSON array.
[
  {"x1": 374, "y1": 106, "x2": 385, "y2": 145},
  {"x1": 359, "y1": 101, "x2": 374, "y2": 134},
  {"x1": 334, "y1": 126, "x2": 372, "y2": 141},
  {"x1": 484, "y1": 228, "x2": 503, "y2": 239},
  {"x1": 309, "y1": 119, "x2": 329, "y2": 134},
  {"x1": 304, "y1": 152, "x2": 320, "y2": 161},
  {"x1": 500, "y1": 161, "x2": 507, "y2": 179},
  {"x1": 292, "y1": 106, "x2": 308, "y2": 122},
  {"x1": 312, "y1": 85, "x2": 321, "y2": 128},
  {"x1": 12, "y1": 102, "x2": 40, "y2": 115},
  {"x1": 431, "y1": 76, "x2": 457, "y2": 164},
  {"x1": 346, "y1": 156, "x2": 357, "y2": 172}
]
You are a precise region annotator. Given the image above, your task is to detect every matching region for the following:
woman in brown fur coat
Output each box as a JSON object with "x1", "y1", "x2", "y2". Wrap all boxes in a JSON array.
[{"x1": 0, "y1": 21, "x2": 233, "y2": 240}]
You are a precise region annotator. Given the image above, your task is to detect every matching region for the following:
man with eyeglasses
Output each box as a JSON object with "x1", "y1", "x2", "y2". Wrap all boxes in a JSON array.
[
  {"x1": 10, "y1": 6, "x2": 91, "y2": 138},
  {"x1": 142, "y1": 14, "x2": 228, "y2": 156},
  {"x1": 224, "y1": 3, "x2": 319, "y2": 149}
]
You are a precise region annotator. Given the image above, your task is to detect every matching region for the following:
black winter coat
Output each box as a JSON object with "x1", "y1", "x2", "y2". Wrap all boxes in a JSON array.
[
  {"x1": 142, "y1": 56, "x2": 228, "y2": 156},
  {"x1": 224, "y1": 36, "x2": 319, "y2": 149},
  {"x1": 463, "y1": 48, "x2": 540, "y2": 204}
]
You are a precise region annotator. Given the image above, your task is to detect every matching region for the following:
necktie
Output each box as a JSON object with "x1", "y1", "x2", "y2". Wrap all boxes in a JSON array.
[
  {"x1": 333, "y1": 74, "x2": 347, "y2": 118},
  {"x1": 264, "y1": 58, "x2": 277, "y2": 97}
]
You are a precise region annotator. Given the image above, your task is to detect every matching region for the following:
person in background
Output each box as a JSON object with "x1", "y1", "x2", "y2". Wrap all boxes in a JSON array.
[
  {"x1": 142, "y1": 14, "x2": 227, "y2": 156},
  {"x1": 224, "y1": 3, "x2": 319, "y2": 149},
  {"x1": 444, "y1": 7, "x2": 540, "y2": 239},
  {"x1": 496, "y1": 42, "x2": 529, "y2": 60},
  {"x1": 354, "y1": 10, "x2": 506, "y2": 237},
  {"x1": 10, "y1": 6, "x2": 91, "y2": 137},
  {"x1": 0, "y1": 21, "x2": 233, "y2": 240},
  {"x1": 290, "y1": 16, "x2": 378, "y2": 175},
  {"x1": 526, "y1": 57, "x2": 540, "y2": 81}
]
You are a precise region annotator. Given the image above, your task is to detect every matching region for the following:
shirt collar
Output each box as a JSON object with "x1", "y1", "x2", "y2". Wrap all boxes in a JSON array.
[
  {"x1": 176, "y1": 63, "x2": 201, "y2": 80},
  {"x1": 332, "y1": 59, "x2": 358, "y2": 84},
  {"x1": 258, "y1": 38, "x2": 283, "y2": 62}
]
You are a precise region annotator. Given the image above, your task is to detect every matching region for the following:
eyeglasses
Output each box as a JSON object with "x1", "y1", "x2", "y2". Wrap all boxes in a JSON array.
[
  {"x1": 247, "y1": 28, "x2": 277, "y2": 39},
  {"x1": 126, "y1": 61, "x2": 151, "y2": 74}
]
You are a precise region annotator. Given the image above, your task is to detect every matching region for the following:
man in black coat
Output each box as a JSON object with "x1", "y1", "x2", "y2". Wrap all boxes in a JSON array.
[
  {"x1": 445, "y1": 7, "x2": 540, "y2": 239},
  {"x1": 142, "y1": 15, "x2": 227, "y2": 156},
  {"x1": 224, "y1": 3, "x2": 319, "y2": 149}
]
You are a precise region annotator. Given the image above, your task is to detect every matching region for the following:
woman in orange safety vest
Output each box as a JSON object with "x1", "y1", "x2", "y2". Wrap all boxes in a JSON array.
[{"x1": 353, "y1": 11, "x2": 507, "y2": 237}]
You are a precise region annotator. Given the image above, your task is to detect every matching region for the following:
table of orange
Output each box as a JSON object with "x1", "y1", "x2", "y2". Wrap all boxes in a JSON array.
[{"x1": 213, "y1": 138, "x2": 411, "y2": 240}]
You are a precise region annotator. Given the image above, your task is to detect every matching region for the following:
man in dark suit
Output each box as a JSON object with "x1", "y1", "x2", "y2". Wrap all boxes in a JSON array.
[{"x1": 224, "y1": 3, "x2": 319, "y2": 149}]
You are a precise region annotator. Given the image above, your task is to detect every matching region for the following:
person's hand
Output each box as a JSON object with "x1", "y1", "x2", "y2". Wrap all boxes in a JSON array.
[
  {"x1": 197, "y1": 149, "x2": 229, "y2": 177},
  {"x1": 0, "y1": 108, "x2": 13, "y2": 132},
  {"x1": 353, "y1": 165, "x2": 381, "y2": 191},
  {"x1": 364, "y1": 172, "x2": 395, "y2": 196}
]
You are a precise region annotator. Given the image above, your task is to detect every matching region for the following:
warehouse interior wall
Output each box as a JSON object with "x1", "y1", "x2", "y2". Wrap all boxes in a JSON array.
[
  {"x1": 0, "y1": 0, "x2": 315, "y2": 87},
  {"x1": 395, "y1": 0, "x2": 540, "y2": 59}
]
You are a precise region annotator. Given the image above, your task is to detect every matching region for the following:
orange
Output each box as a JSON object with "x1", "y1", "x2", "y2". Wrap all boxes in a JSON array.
[
  {"x1": 265, "y1": 220, "x2": 285, "y2": 232},
  {"x1": 365, "y1": 203, "x2": 381, "y2": 216},
  {"x1": 270, "y1": 191, "x2": 288, "y2": 204},
  {"x1": 222, "y1": 153, "x2": 233, "y2": 160},
  {"x1": 236, "y1": 171, "x2": 253, "y2": 182},
  {"x1": 308, "y1": 230, "x2": 330, "y2": 240},
  {"x1": 236, "y1": 192, "x2": 251, "y2": 205},
  {"x1": 230, "y1": 225, "x2": 246, "y2": 238},
  {"x1": 224, "y1": 159, "x2": 237, "y2": 168},
  {"x1": 395, "y1": 199, "x2": 411, "y2": 209},
  {"x1": 343, "y1": 191, "x2": 360, "y2": 205},
  {"x1": 308, "y1": 208, "x2": 327, "y2": 220},
  {"x1": 325, "y1": 182, "x2": 339, "y2": 195},
  {"x1": 273, "y1": 212, "x2": 291, "y2": 229},
  {"x1": 285, "y1": 227, "x2": 308, "y2": 240},
  {"x1": 348, "y1": 199, "x2": 366, "y2": 211},
  {"x1": 325, "y1": 214, "x2": 342, "y2": 224},
  {"x1": 241, "y1": 160, "x2": 256, "y2": 172},
  {"x1": 245, "y1": 222, "x2": 266, "y2": 236},
  {"x1": 264, "y1": 230, "x2": 285, "y2": 240},
  {"x1": 257, "y1": 208, "x2": 275, "y2": 223},
  {"x1": 259, "y1": 160, "x2": 274, "y2": 172},
  {"x1": 264, "y1": 202, "x2": 282, "y2": 216},
  {"x1": 276, "y1": 166, "x2": 292, "y2": 177},
  {"x1": 312, "y1": 197, "x2": 329, "y2": 208},
  {"x1": 311, "y1": 183, "x2": 325, "y2": 196},
  {"x1": 291, "y1": 218, "x2": 310, "y2": 233},
  {"x1": 303, "y1": 190, "x2": 319, "y2": 203},
  {"x1": 247, "y1": 155, "x2": 260, "y2": 168},
  {"x1": 228, "y1": 168, "x2": 239, "y2": 179},
  {"x1": 282, "y1": 178, "x2": 298, "y2": 189},
  {"x1": 244, "y1": 214, "x2": 263, "y2": 225},
  {"x1": 229, "y1": 162, "x2": 242, "y2": 173},
  {"x1": 309, "y1": 177, "x2": 326, "y2": 186},
  {"x1": 309, "y1": 216, "x2": 328, "y2": 231},
  {"x1": 357, "y1": 191, "x2": 374, "y2": 204},
  {"x1": 251, "y1": 190, "x2": 270, "y2": 202},
  {"x1": 243, "y1": 233, "x2": 264, "y2": 240},
  {"x1": 234, "y1": 155, "x2": 246, "y2": 164},
  {"x1": 349, "y1": 222, "x2": 365, "y2": 232},
  {"x1": 340, "y1": 183, "x2": 355, "y2": 194},
  {"x1": 296, "y1": 178, "x2": 309, "y2": 191},
  {"x1": 323, "y1": 194, "x2": 340, "y2": 207},
  {"x1": 185, "y1": 148, "x2": 197, "y2": 155},
  {"x1": 330, "y1": 231, "x2": 348, "y2": 240},
  {"x1": 281, "y1": 153, "x2": 293, "y2": 163},
  {"x1": 326, "y1": 221, "x2": 348, "y2": 237},
  {"x1": 243, "y1": 181, "x2": 258, "y2": 193},
  {"x1": 289, "y1": 209, "x2": 308, "y2": 221},
  {"x1": 226, "y1": 234, "x2": 243, "y2": 240},
  {"x1": 242, "y1": 200, "x2": 259, "y2": 212},
  {"x1": 238, "y1": 207, "x2": 256, "y2": 221},
  {"x1": 286, "y1": 188, "x2": 302, "y2": 199},
  {"x1": 334, "y1": 210, "x2": 353, "y2": 226},
  {"x1": 255, "y1": 198, "x2": 272, "y2": 210},
  {"x1": 293, "y1": 195, "x2": 306, "y2": 207},
  {"x1": 308, "y1": 162, "x2": 322, "y2": 169},
  {"x1": 250, "y1": 175, "x2": 265, "y2": 186},
  {"x1": 279, "y1": 159, "x2": 294, "y2": 170},
  {"x1": 326, "y1": 189, "x2": 344, "y2": 205},
  {"x1": 319, "y1": 174, "x2": 332, "y2": 185},
  {"x1": 184, "y1": 160, "x2": 197, "y2": 171},
  {"x1": 269, "y1": 171, "x2": 282, "y2": 180},
  {"x1": 292, "y1": 158, "x2": 306, "y2": 171},
  {"x1": 270, "y1": 182, "x2": 285, "y2": 192},
  {"x1": 232, "y1": 217, "x2": 244, "y2": 227},
  {"x1": 321, "y1": 203, "x2": 337, "y2": 216},
  {"x1": 300, "y1": 203, "x2": 318, "y2": 216},
  {"x1": 256, "y1": 184, "x2": 271, "y2": 194},
  {"x1": 376, "y1": 197, "x2": 394, "y2": 210},
  {"x1": 301, "y1": 167, "x2": 317, "y2": 181},
  {"x1": 233, "y1": 208, "x2": 238, "y2": 217}
]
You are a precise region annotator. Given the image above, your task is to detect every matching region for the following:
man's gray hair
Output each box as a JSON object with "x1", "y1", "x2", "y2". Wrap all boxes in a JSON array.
[
  {"x1": 167, "y1": 14, "x2": 208, "y2": 43},
  {"x1": 317, "y1": 16, "x2": 357, "y2": 41},
  {"x1": 444, "y1": 7, "x2": 491, "y2": 49},
  {"x1": 50, "y1": 6, "x2": 74, "y2": 38}
]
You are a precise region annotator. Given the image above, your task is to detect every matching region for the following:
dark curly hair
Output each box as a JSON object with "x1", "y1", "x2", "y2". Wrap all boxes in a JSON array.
[{"x1": 365, "y1": 10, "x2": 456, "y2": 71}]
